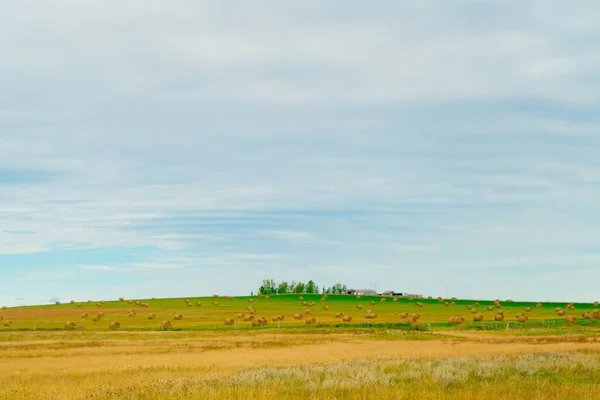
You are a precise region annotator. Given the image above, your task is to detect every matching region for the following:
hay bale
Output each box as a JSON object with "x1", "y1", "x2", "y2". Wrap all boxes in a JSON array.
[
  {"x1": 356, "y1": 305, "x2": 363, "y2": 309},
  {"x1": 497, "y1": 310, "x2": 504, "y2": 315},
  {"x1": 148, "y1": 313, "x2": 156, "y2": 320},
  {"x1": 517, "y1": 315, "x2": 528, "y2": 323},
  {"x1": 365, "y1": 312, "x2": 377, "y2": 319},
  {"x1": 1, "y1": 306, "x2": 5, "y2": 310},
  {"x1": 236, "y1": 313, "x2": 244, "y2": 319},
  {"x1": 128, "y1": 311, "x2": 135, "y2": 317},
  {"x1": 212, "y1": 302, "x2": 218, "y2": 306},
  {"x1": 525, "y1": 307, "x2": 532, "y2": 312},
  {"x1": 247, "y1": 298, "x2": 254, "y2": 303},
  {"x1": 557, "y1": 309, "x2": 566, "y2": 316},
  {"x1": 565, "y1": 316, "x2": 577, "y2": 325},
  {"x1": 369, "y1": 301, "x2": 375, "y2": 305},
  {"x1": 416, "y1": 302, "x2": 424, "y2": 308},
  {"x1": 3, "y1": 320, "x2": 13, "y2": 327},
  {"x1": 444, "y1": 302, "x2": 449, "y2": 307},
  {"x1": 96, "y1": 303, "x2": 102, "y2": 308},
  {"x1": 448, "y1": 317, "x2": 465, "y2": 325},
  {"x1": 451, "y1": 297, "x2": 457, "y2": 301},
  {"x1": 536, "y1": 303, "x2": 543, "y2": 308},
  {"x1": 342, "y1": 315, "x2": 352, "y2": 322},
  {"x1": 466, "y1": 305, "x2": 472, "y2": 310},
  {"x1": 75, "y1": 303, "x2": 81, "y2": 308},
  {"x1": 55, "y1": 301, "x2": 61, "y2": 305},
  {"x1": 474, "y1": 302, "x2": 480, "y2": 307},
  {"x1": 411, "y1": 313, "x2": 421, "y2": 320},
  {"x1": 380, "y1": 298, "x2": 386, "y2": 302},
  {"x1": 272, "y1": 315, "x2": 283, "y2": 322},
  {"x1": 582, "y1": 312, "x2": 593, "y2": 320},
  {"x1": 128, "y1": 300, "x2": 133, "y2": 304},
  {"x1": 335, "y1": 312, "x2": 343, "y2": 318},
  {"x1": 593, "y1": 301, "x2": 599, "y2": 307},
  {"x1": 471, "y1": 309, "x2": 477, "y2": 314},
  {"x1": 305, "y1": 309, "x2": 312, "y2": 314},
  {"x1": 487, "y1": 306, "x2": 493, "y2": 311},
  {"x1": 393, "y1": 298, "x2": 398, "y2": 302},
  {"x1": 305, "y1": 317, "x2": 316, "y2": 324},
  {"x1": 160, "y1": 321, "x2": 172, "y2": 330},
  {"x1": 450, "y1": 302, "x2": 455, "y2": 306},
  {"x1": 494, "y1": 314, "x2": 504, "y2": 321},
  {"x1": 243, "y1": 315, "x2": 254, "y2": 321},
  {"x1": 224, "y1": 318, "x2": 235, "y2": 325},
  {"x1": 473, "y1": 314, "x2": 484, "y2": 322},
  {"x1": 265, "y1": 295, "x2": 270, "y2": 299},
  {"x1": 247, "y1": 306, "x2": 254, "y2": 312},
  {"x1": 322, "y1": 306, "x2": 329, "y2": 311},
  {"x1": 196, "y1": 302, "x2": 201, "y2": 307},
  {"x1": 109, "y1": 321, "x2": 120, "y2": 330},
  {"x1": 400, "y1": 312, "x2": 408, "y2": 318},
  {"x1": 174, "y1": 314, "x2": 183, "y2": 320},
  {"x1": 356, "y1": 295, "x2": 361, "y2": 300},
  {"x1": 293, "y1": 313, "x2": 302, "y2": 320},
  {"x1": 321, "y1": 297, "x2": 326, "y2": 302},
  {"x1": 299, "y1": 296, "x2": 304, "y2": 301},
  {"x1": 64, "y1": 321, "x2": 77, "y2": 330},
  {"x1": 80, "y1": 313, "x2": 88, "y2": 319}
]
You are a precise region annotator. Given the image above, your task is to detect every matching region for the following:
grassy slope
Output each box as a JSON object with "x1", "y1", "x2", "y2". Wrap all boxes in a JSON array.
[{"x1": 1, "y1": 294, "x2": 598, "y2": 331}]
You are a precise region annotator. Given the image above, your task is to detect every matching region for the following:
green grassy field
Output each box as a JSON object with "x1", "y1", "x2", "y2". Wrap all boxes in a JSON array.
[{"x1": 2, "y1": 294, "x2": 598, "y2": 331}]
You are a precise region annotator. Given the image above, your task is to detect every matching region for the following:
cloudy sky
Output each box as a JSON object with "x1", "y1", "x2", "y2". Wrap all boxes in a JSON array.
[{"x1": 1, "y1": 1, "x2": 600, "y2": 306}]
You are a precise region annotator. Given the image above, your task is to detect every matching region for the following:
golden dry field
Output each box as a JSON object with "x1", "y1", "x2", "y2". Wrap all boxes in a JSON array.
[{"x1": 1, "y1": 294, "x2": 600, "y2": 399}]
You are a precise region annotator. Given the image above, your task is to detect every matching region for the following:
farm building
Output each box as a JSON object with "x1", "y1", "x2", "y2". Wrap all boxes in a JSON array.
[
  {"x1": 346, "y1": 289, "x2": 378, "y2": 296},
  {"x1": 382, "y1": 291, "x2": 403, "y2": 296}
]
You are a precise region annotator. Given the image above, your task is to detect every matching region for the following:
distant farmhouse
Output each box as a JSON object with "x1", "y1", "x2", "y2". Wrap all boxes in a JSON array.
[
  {"x1": 345, "y1": 288, "x2": 378, "y2": 296},
  {"x1": 346, "y1": 288, "x2": 423, "y2": 298}
]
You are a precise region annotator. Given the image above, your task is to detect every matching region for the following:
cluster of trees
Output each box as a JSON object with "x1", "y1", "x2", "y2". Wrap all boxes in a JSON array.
[{"x1": 257, "y1": 280, "x2": 348, "y2": 295}]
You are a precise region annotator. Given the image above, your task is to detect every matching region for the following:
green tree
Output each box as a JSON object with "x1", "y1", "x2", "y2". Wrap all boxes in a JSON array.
[
  {"x1": 306, "y1": 280, "x2": 316, "y2": 294},
  {"x1": 294, "y1": 282, "x2": 305, "y2": 293},
  {"x1": 258, "y1": 279, "x2": 276, "y2": 295},
  {"x1": 277, "y1": 281, "x2": 289, "y2": 294}
]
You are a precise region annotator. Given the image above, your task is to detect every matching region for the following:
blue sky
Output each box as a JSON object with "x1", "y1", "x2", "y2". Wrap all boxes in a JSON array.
[{"x1": 1, "y1": 1, "x2": 600, "y2": 306}]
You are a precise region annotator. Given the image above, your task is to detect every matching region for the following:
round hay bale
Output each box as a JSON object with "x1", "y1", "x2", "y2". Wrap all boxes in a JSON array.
[
  {"x1": 525, "y1": 307, "x2": 532, "y2": 312},
  {"x1": 305, "y1": 317, "x2": 316, "y2": 324},
  {"x1": 487, "y1": 306, "x2": 494, "y2": 311},
  {"x1": 400, "y1": 312, "x2": 408, "y2": 318},
  {"x1": 471, "y1": 309, "x2": 477, "y2": 314},
  {"x1": 148, "y1": 313, "x2": 156, "y2": 320},
  {"x1": 248, "y1": 299, "x2": 253, "y2": 303},
  {"x1": 451, "y1": 297, "x2": 457, "y2": 301},
  {"x1": 557, "y1": 309, "x2": 566, "y2": 316},
  {"x1": 55, "y1": 301, "x2": 61, "y2": 305},
  {"x1": 293, "y1": 313, "x2": 302, "y2": 320},
  {"x1": 196, "y1": 302, "x2": 201, "y2": 307},
  {"x1": 174, "y1": 314, "x2": 183, "y2": 320},
  {"x1": 299, "y1": 296, "x2": 304, "y2": 301},
  {"x1": 1, "y1": 306, "x2": 5, "y2": 310},
  {"x1": 305, "y1": 309, "x2": 311, "y2": 314},
  {"x1": 565, "y1": 316, "x2": 577, "y2": 325},
  {"x1": 96, "y1": 303, "x2": 102, "y2": 308},
  {"x1": 356, "y1": 304, "x2": 363, "y2": 309},
  {"x1": 497, "y1": 310, "x2": 504, "y2": 315},
  {"x1": 582, "y1": 312, "x2": 593, "y2": 320},
  {"x1": 272, "y1": 315, "x2": 282, "y2": 322},
  {"x1": 334, "y1": 312, "x2": 343, "y2": 318},
  {"x1": 444, "y1": 302, "x2": 449, "y2": 307},
  {"x1": 536, "y1": 303, "x2": 543, "y2": 308},
  {"x1": 128, "y1": 311, "x2": 135, "y2": 317},
  {"x1": 494, "y1": 314, "x2": 504, "y2": 321},
  {"x1": 224, "y1": 318, "x2": 235, "y2": 325},
  {"x1": 411, "y1": 313, "x2": 421, "y2": 320},
  {"x1": 342, "y1": 315, "x2": 352, "y2": 322},
  {"x1": 473, "y1": 314, "x2": 483, "y2": 322},
  {"x1": 128, "y1": 300, "x2": 133, "y2": 304},
  {"x1": 365, "y1": 313, "x2": 377, "y2": 319},
  {"x1": 466, "y1": 305, "x2": 472, "y2": 310},
  {"x1": 356, "y1": 295, "x2": 361, "y2": 300},
  {"x1": 393, "y1": 298, "x2": 398, "y2": 302},
  {"x1": 380, "y1": 298, "x2": 386, "y2": 302},
  {"x1": 236, "y1": 313, "x2": 244, "y2": 319},
  {"x1": 187, "y1": 303, "x2": 192, "y2": 307},
  {"x1": 160, "y1": 321, "x2": 172, "y2": 330},
  {"x1": 369, "y1": 301, "x2": 375, "y2": 305},
  {"x1": 246, "y1": 306, "x2": 254, "y2": 312},
  {"x1": 64, "y1": 321, "x2": 77, "y2": 330},
  {"x1": 76, "y1": 303, "x2": 81, "y2": 308},
  {"x1": 322, "y1": 306, "x2": 329, "y2": 311},
  {"x1": 109, "y1": 321, "x2": 120, "y2": 330},
  {"x1": 517, "y1": 315, "x2": 528, "y2": 323},
  {"x1": 248, "y1": 308, "x2": 256, "y2": 314},
  {"x1": 212, "y1": 302, "x2": 218, "y2": 306},
  {"x1": 243, "y1": 315, "x2": 254, "y2": 321},
  {"x1": 593, "y1": 301, "x2": 599, "y2": 307},
  {"x1": 3, "y1": 320, "x2": 13, "y2": 327},
  {"x1": 450, "y1": 302, "x2": 455, "y2": 306},
  {"x1": 474, "y1": 302, "x2": 480, "y2": 307},
  {"x1": 448, "y1": 317, "x2": 464, "y2": 325},
  {"x1": 320, "y1": 297, "x2": 326, "y2": 302},
  {"x1": 80, "y1": 313, "x2": 88, "y2": 319},
  {"x1": 265, "y1": 295, "x2": 270, "y2": 299}
]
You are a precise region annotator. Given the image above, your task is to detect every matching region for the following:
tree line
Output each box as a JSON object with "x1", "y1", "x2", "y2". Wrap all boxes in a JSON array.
[{"x1": 256, "y1": 279, "x2": 348, "y2": 295}]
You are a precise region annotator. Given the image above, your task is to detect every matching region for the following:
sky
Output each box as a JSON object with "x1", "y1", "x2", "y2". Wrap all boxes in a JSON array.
[{"x1": 1, "y1": 1, "x2": 600, "y2": 306}]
